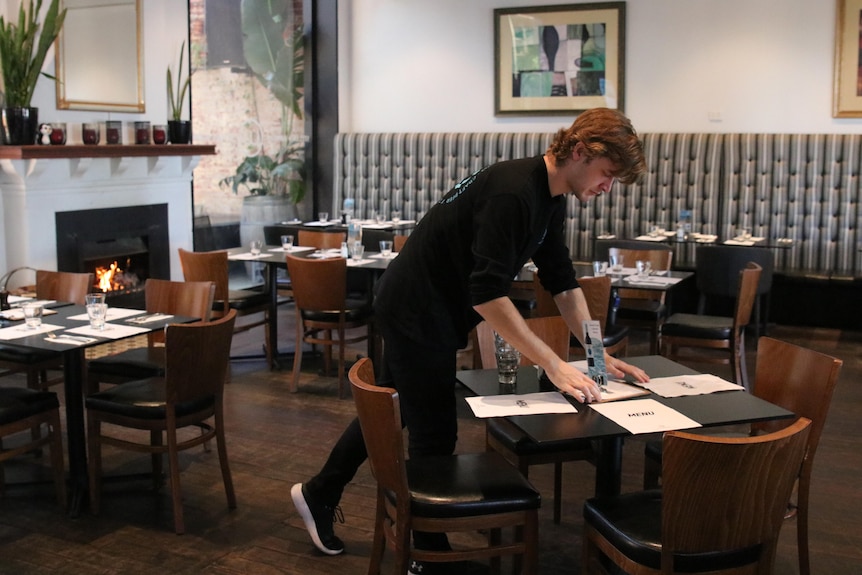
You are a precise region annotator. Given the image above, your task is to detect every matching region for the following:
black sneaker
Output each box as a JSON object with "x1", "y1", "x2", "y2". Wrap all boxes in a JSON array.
[{"x1": 290, "y1": 483, "x2": 345, "y2": 555}]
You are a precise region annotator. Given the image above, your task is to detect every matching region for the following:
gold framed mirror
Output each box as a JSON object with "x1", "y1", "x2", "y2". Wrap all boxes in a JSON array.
[{"x1": 55, "y1": 0, "x2": 144, "y2": 113}]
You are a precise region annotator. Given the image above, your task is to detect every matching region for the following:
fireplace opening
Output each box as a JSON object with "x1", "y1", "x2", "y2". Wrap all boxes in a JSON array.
[{"x1": 56, "y1": 204, "x2": 170, "y2": 307}]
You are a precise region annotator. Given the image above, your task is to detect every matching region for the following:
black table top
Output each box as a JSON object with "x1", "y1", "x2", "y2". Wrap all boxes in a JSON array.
[{"x1": 456, "y1": 355, "x2": 794, "y2": 445}]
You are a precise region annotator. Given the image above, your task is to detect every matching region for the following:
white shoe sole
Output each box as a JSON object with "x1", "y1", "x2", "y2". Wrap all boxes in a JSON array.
[{"x1": 290, "y1": 483, "x2": 343, "y2": 555}]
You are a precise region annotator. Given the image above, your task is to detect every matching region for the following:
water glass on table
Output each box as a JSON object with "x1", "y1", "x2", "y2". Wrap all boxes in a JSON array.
[
  {"x1": 85, "y1": 293, "x2": 107, "y2": 330},
  {"x1": 494, "y1": 332, "x2": 520, "y2": 386},
  {"x1": 318, "y1": 211, "x2": 329, "y2": 223},
  {"x1": 350, "y1": 241, "x2": 365, "y2": 261},
  {"x1": 592, "y1": 261, "x2": 607, "y2": 277},
  {"x1": 281, "y1": 235, "x2": 294, "y2": 251},
  {"x1": 636, "y1": 260, "x2": 651, "y2": 278},
  {"x1": 379, "y1": 240, "x2": 393, "y2": 257},
  {"x1": 22, "y1": 303, "x2": 43, "y2": 329},
  {"x1": 609, "y1": 252, "x2": 625, "y2": 273},
  {"x1": 250, "y1": 240, "x2": 262, "y2": 256}
]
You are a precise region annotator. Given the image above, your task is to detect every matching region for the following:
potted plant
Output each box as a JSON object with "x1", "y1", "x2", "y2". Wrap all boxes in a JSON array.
[
  {"x1": 221, "y1": 0, "x2": 306, "y2": 247},
  {"x1": 166, "y1": 40, "x2": 191, "y2": 144},
  {"x1": 0, "y1": 0, "x2": 66, "y2": 145}
]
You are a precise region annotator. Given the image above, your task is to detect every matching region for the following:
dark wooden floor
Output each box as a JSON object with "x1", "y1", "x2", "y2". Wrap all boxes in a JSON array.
[{"x1": 1, "y1": 311, "x2": 861, "y2": 574}]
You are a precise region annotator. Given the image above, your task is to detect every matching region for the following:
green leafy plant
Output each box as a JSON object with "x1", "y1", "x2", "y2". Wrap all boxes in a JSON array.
[
  {"x1": 166, "y1": 41, "x2": 191, "y2": 121},
  {"x1": 219, "y1": 0, "x2": 305, "y2": 203},
  {"x1": 0, "y1": 0, "x2": 66, "y2": 108}
]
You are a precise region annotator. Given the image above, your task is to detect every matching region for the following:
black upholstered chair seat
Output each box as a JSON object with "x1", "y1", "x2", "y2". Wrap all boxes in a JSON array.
[
  {"x1": 0, "y1": 387, "x2": 60, "y2": 425},
  {"x1": 487, "y1": 417, "x2": 592, "y2": 458},
  {"x1": 87, "y1": 347, "x2": 166, "y2": 380},
  {"x1": 300, "y1": 299, "x2": 372, "y2": 323},
  {"x1": 660, "y1": 313, "x2": 733, "y2": 339},
  {"x1": 400, "y1": 453, "x2": 541, "y2": 519},
  {"x1": 0, "y1": 345, "x2": 59, "y2": 365},
  {"x1": 226, "y1": 289, "x2": 271, "y2": 311},
  {"x1": 617, "y1": 298, "x2": 666, "y2": 321},
  {"x1": 85, "y1": 378, "x2": 214, "y2": 420},
  {"x1": 584, "y1": 491, "x2": 761, "y2": 572}
]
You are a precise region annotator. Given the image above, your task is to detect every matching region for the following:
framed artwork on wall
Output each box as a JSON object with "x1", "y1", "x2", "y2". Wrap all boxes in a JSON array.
[
  {"x1": 494, "y1": 2, "x2": 626, "y2": 116},
  {"x1": 833, "y1": 0, "x2": 862, "y2": 117}
]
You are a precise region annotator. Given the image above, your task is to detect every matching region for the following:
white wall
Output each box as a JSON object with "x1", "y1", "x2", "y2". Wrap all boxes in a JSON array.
[{"x1": 338, "y1": 0, "x2": 862, "y2": 134}]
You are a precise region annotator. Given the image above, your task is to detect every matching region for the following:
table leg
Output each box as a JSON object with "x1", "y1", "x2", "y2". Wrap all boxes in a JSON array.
[
  {"x1": 62, "y1": 348, "x2": 87, "y2": 517},
  {"x1": 267, "y1": 262, "x2": 280, "y2": 370},
  {"x1": 594, "y1": 437, "x2": 623, "y2": 497}
]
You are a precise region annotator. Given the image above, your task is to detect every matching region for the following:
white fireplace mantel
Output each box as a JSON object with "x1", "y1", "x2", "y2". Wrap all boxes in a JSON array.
[{"x1": 0, "y1": 145, "x2": 216, "y2": 288}]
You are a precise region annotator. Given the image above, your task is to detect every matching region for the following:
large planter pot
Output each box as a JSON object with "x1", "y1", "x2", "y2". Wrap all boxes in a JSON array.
[
  {"x1": 240, "y1": 195, "x2": 297, "y2": 282},
  {"x1": 2, "y1": 107, "x2": 39, "y2": 145},
  {"x1": 167, "y1": 120, "x2": 192, "y2": 144}
]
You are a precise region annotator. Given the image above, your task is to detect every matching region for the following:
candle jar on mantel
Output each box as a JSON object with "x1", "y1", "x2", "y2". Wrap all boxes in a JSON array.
[
  {"x1": 82, "y1": 122, "x2": 100, "y2": 145},
  {"x1": 134, "y1": 121, "x2": 150, "y2": 145},
  {"x1": 105, "y1": 120, "x2": 122, "y2": 144}
]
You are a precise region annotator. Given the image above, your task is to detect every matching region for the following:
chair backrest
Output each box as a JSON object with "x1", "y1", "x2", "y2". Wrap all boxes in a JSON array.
[
  {"x1": 361, "y1": 229, "x2": 395, "y2": 253},
  {"x1": 298, "y1": 229, "x2": 346, "y2": 250},
  {"x1": 475, "y1": 315, "x2": 569, "y2": 368},
  {"x1": 285, "y1": 254, "x2": 347, "y2": 312},
  {"x1": 35, "y1": 270, "x2": 94, "y2": 305},
  {"x1": 177, "y1": 248, "x2": 230, "y2": 315},
  {"x1": 612, "y1": 247, "x2": 673, "y2": 301},
  {"x1": 165, "y1": 309, "x2": 236, "y2": 406},
  {"x1": 695, "y1": 246, "x2": 775, "y2": 309},
  {"x1": 348, "y1": 358, "x2": 410, "y2": 503},
  {"x1": 145, "y1": 278, "x2": 216, "y2": 321},
  {"x1": 732, "y1": 262, "x2": 761, "y2": 330},
  {"x1": 577, "y1": 275, "x2": 612, "y2": 330},
  {"x1": 393, "y1": 235, "x2": 408, "y2": 252},
  {"x1": 661, "y1": 417, "x2": 812, "y2": 572},
  {"x1": 751, "y1": 337, "x2": 842, "y2": 468}
]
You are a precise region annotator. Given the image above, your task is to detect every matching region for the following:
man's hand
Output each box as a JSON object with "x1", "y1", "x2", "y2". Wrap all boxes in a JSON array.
[
  {"x1": 544, "y1": 360, "x2": 604, "y2": 404},
  {"x1": 605, "y1": 353, "x2": 649, "y2": 383}
]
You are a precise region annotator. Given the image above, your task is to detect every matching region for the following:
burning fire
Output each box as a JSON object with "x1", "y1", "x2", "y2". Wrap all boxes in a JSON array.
[{"x1": 95, "y1": 260, "x2": 140, "y2": 293}]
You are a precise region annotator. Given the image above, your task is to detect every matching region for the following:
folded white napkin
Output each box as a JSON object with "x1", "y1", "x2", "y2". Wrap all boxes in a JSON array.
[
  {"x1": 0, "y1": 323, "x2": 63, "y2": 340},
  {"x1": 66, "y1": 324, "x2": 150, "y2": 340}
]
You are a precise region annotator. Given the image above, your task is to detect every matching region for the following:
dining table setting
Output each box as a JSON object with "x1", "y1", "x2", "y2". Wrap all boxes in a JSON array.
[{"x1": 0, "y1": 293, "x2": 198, "y2": 516}]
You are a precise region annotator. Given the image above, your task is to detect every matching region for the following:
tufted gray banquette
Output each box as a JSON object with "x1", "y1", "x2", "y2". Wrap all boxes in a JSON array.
[{"x1": 332, "y1": 133, "x2": 862, "y2": 279}]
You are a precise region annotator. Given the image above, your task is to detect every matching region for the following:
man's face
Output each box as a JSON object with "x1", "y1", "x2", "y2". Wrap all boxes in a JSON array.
[{"x1": 565, "y1": 145, "x2": 618, "y2": 203}]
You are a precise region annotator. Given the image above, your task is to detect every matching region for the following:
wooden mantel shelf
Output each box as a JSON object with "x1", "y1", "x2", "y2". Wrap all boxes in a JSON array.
[{"x1": 0, "y1": 144, "x2": 216, "y2": 160}]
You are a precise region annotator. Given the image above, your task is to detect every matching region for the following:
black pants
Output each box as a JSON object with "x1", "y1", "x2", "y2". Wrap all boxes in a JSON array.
[{"x1": 304, "y1": 319, "x2": 458, "y2": 549}]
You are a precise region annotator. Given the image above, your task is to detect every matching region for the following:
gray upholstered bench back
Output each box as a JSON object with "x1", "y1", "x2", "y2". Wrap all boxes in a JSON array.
[{"x1": 333, "y1": 132, "x2": 862, "y2": 278}]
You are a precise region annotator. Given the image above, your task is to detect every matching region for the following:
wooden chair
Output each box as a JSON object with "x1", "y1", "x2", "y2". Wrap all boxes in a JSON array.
[
  {"x1": 393, "y1": 234, "x2": 408, "y2": 252},
  {"x1": 178, "y1": 248, "x2": 273, "y2": 367},
  {"x1": 297, "y1": 229, "x2": 346, "y2": 250},
  {"x1": 643, "y1": 337, "x2": 843, "y2": 575},
  {"x1": 285, "y1": 254, "x2": 373, "y2": 398},
  {"x1": 610, "y1": 245, "x2": 673, "y2": 354},
  {"x1": 477, "y1": 316, "x2": 594, "y2": 525},
  {"x1": 583, "y1": 417, "x2": 811, "y2": 575},
  {"x1": 348, "y1": 358, "x2": 540, "y2": 575},
  {"x1": 659, "y1": 262, "x2": 761, "y2": 390},
  {"x1": 85, "y1": 310, "x2": 237, "y2": 535},
  {"x1": 86, "y1": 279, "x2": 216, "y2": 394},
  {"x1": 0, "y1": 386, "x2": 66, "y2": 508},
  {"x1": 531, "y1": 274, "x2": 629, "y2": 358},
  {"x1": 0, "y1": 270, "x2": 94, "y2": 392}
]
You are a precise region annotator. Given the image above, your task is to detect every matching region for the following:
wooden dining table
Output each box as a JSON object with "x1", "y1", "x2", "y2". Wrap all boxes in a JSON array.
[
  {"x1": 228, "y1": 246, "x2": 397, "y2": 369},
  {"x1": 456, "y1": 355, "x2": 794, "y2": 498},
  {"x1": 0, "y1": 302, "x2": 197, "y2": 516}
]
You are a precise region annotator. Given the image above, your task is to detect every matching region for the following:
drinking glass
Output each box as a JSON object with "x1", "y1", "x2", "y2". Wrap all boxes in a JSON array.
[
  {"x1": 379, "y1": 240, "x2": 393, "y2": 257},
  {"x1": 737, "y1": 227, "x2": 752, "y2": 240},
  {"x1": 391, "y1": 209, "x2": 401, "y2": 223},
  {"x1": 22, "y1": 303, "x2": 43, "y2": 329},
  {"x1": 592, "y1": 261, "x2": 607, "y2": 277},
  {"x1": 636, "y1": 260, "x2": 651, "y2": 278},
  {"x1": 494, "y1": 332, "x2": 520, "y2": 385},
  {"x1": 85, "y1": 293, "x2": 108, "y2": 330},
  {"x1": 250, "y1": 240, "x2": 262, "y2": 256},
  {"x1": 318, "y1": 211, "x2": 329, "y2": 223},
  {"x1": 350, "y1": 242, "x2": 365, "y2": 261},
  {"x1": 609, "y1": 251, "x2": 625, "y2": 273},
  {"x1": 281, "y1": 234, "x2": 294, "y2": 251}
]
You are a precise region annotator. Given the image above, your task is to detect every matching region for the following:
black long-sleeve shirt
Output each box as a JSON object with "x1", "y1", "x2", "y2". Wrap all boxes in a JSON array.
[{"x1": 374, "y1": 155, "x2": 578, "y2": 349}]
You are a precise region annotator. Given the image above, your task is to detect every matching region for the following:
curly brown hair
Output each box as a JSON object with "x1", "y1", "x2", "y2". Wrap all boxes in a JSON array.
[{"x1": 546, "y1": 108, "x2": 646, "y2": 184}]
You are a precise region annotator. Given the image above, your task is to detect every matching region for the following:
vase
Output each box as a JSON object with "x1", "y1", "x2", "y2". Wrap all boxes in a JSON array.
[
  {"x1": 2, "y1": 107, "x2": 39, "y2": 145},
  {"x1": 167, "y1": 120, "x2": 192, "y2": 144}
]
